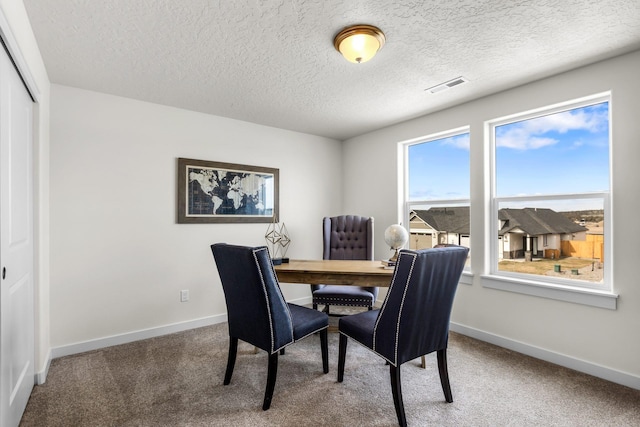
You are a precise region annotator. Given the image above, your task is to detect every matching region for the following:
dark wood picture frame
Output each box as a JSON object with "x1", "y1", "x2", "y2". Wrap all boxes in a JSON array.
[{"x1": 177, "y1": 158, "x2": 279, "y2": 223}]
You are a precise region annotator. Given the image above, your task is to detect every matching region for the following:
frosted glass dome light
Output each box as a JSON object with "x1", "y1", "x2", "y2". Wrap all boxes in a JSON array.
[{"x1": 333, "y1": 25, "x2": 386, "y2": 64}]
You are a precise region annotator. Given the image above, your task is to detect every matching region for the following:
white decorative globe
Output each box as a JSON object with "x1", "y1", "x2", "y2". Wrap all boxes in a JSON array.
[{"x1": 384, "y1": 224, "x2": 409, "y2": 250}]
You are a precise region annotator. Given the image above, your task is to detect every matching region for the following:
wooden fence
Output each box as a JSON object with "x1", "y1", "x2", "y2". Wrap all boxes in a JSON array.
[{"x1": 561, "y1": 235, "x2": 604, "y2": 262}]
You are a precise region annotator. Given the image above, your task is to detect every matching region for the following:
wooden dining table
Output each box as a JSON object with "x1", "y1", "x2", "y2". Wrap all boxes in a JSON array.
[
  {"x1": 273, "y1": 259, "x2": 394, "y2": 287},
  {"x1": 274, "y1": 258, "x2": 426, "y2": 367}
]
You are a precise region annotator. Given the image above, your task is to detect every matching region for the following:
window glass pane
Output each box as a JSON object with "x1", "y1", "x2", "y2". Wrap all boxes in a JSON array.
[
  {"x1": 496, "y1": 198, "x2": 604, "y2": 284},
  {"x1": 408, "y1": 204, "x2": 471, "y2": 268},
  {"x1": 493, "y1": 100, "x2": 609, "y2": 288},
  {"x1": 495, "y1": 102, "x2": 609, "y2": 197},
  {"x1": 406, "y1": 131, "x2": 471, "y2": 271},
  {"x1": 409, "y1": 133, "x2": 470, "y2": 200}
]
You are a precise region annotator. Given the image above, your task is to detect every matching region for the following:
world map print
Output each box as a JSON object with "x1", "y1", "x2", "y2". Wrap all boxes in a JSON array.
[{"x1": 187, "y1": 166, "x2": 273, "y2": 216}]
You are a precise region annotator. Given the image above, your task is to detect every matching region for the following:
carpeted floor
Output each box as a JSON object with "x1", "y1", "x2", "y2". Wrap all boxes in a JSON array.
[{"x1": 20, "y1": 318, "x2": 640, "y2": 426}]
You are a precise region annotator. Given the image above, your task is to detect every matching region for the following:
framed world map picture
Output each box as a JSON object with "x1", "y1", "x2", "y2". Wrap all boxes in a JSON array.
[{"x1": 177, "y1": 158, "x2": 279, "y2": 223}]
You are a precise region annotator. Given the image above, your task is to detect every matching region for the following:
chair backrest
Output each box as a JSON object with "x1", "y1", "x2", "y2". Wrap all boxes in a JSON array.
[
  {"x1": 373, "y1": 245, "x2": 469, "y2": 365},
  {"x1": 323, "y1": 215, "x2": 373, "y2": 261},
  {"x1": 211, "y1": 243, "x2": 294, "y2": 353}
]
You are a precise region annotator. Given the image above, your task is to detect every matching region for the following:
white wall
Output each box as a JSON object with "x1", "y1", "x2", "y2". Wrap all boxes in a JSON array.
[
  {"x1": 343, "y1": 50, "x2": 640, "y2": 385},
  {"x1": 0, "y1": 1, "x2": 51, "y2": 381},
  {"x1": 49, "y1": 85, "x2": 342, "y2": 349},
  {"x1": 12, "y1": 0, "x2": 640, "y2": 387}
]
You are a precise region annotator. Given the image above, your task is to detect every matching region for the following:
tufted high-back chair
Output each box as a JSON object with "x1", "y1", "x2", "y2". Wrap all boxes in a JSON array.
[{"x1": 311, "y1": 215, "x2": 377, "y2": 314}]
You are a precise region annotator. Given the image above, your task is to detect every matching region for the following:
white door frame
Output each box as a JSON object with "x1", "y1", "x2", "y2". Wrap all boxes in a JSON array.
[
  {"x1": 0, "y1": 8, "x2": 41, "y2": 427},
  {"x1": 0, "y1": 11, "x2": 41, "y2": 104},
  {"x1": 0, "y1": 44, "x2": 35, "y2": 427}
]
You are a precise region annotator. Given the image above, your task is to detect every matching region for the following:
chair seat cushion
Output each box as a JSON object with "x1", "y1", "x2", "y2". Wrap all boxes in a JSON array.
[
  {"x1": 312, "y1": 285, "x2": 374, "y2": 307},
  {"x1": 338, "y1": 309, "x2": 379, "y2": 349},
  {"x1": 288, "y1": 303, "x2": 329, "y2": 341}
]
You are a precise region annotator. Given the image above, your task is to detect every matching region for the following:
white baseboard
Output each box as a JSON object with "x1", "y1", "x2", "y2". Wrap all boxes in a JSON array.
[
  {"x1": 39, "y1": 296, "x2": 314, "y2": 384},
  {"x1": 450, "y1": 322, "x2": 640, "y2": 391},
  {"x1": 44, "y1": 297, "x2": 638, "y2": 391},
  {"x1": 35, "y1": 348, "x2": 52, "y2": 385},
  {"x1": 50, "y1": 313, "x2": 228, "y2": 361},
  {"x1": 38, "y1": 314, "x2": 227, "y2": 384}
]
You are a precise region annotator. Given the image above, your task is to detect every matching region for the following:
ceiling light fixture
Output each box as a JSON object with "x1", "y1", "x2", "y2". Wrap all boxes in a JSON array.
[{"x1": 333, "y1": 24, "x2": 385, "y2": 64}]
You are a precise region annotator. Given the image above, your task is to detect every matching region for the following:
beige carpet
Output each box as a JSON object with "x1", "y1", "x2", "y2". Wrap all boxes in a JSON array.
[{"x1": 20, "y1": 319, "x2": 640, "y2": 426}]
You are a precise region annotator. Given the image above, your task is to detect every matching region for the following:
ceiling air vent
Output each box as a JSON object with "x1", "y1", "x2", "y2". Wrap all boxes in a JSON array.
[{"x1": 426, "y1": 76, "x2": 468, "y2": 94}]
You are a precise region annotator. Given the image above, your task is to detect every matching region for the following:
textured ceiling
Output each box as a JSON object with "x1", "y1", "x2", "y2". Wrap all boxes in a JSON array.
[{"x1": 23, "y1": 0, "x2": 640, "y2": 140}]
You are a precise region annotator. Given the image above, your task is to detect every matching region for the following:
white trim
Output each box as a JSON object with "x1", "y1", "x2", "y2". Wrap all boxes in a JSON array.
[
  {"x1": 340, "y1": 329, "x2": 395, "y2": 366},
  {"x1": 487, "y1": 93, "x2": 613, "y2": 305},
  {"x1": 51, "y1": 314, "x2": 227, "y2": 359},
  {"x1": 34, "y1": 348, "x2": 52, "y2": 385},
  {"x1": 253, "y1": 248, "x2": 278, "y2": 353},
  {"x1": 487, "y1": 91, "x2": 611, "y2": 127},
  {"x1": 450, "y1": 322, "x2": 639, "y2": 391},
  {"x1": 480, "y1": 274, "x2": 617, "y2": 309},
  {"x1": 0, "y1": 9, "x2": 41, "y2": 102},
  {"x1": 459, "y1": 271, "x2": 473, "y2": 286},
  {"x1": 48, "y1": 294, "x2": 313, "y2": 360},
  {"x1": 399, "y1": 126, "x2": 470, "y2": 245},
  {"x1": 400, "y1": 125, "x2": 471, "y2": 147},
  {"x1": 374, "y1": 252, "x2": 417, "y2": 365}
]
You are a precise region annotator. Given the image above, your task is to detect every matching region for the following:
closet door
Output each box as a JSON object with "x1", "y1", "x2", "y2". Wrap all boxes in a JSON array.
[{"x1": 0, "y1": 46, "x2": 34, "y2": 427}]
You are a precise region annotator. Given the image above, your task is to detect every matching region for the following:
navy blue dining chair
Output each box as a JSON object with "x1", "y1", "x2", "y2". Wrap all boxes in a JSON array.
[
  {"x1": 211, "y1": 243, "x2": 329, "y2": 410},
  {"x1": 337, "y1": 245, "x2": 469, "y2": 427}
]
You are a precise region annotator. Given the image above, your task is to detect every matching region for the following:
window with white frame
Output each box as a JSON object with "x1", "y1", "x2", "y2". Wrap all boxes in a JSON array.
[
  {"x1": 488, "y1": 94, "x2": 611, "y2": 297},
  {"x1": 403, "y1": 128, "x2": 471, "y2": 270}
]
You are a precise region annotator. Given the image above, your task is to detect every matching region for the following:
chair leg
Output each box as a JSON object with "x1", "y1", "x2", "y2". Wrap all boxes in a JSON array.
[
  {"x1": 320, "y1": 328, "x2": 329, "y2": 374},
  {"x1": 437, "y1": 349, "x2": 453, "y2": 403},
  {"x1": 280, "y1": 348, "x2": 285, "y2": 355},
  {"x1": 263, "y1": 352, "x2": 279, "y2": 410},
  {"x1": 224, "y1": 337, "x2": 238, "y2": 385},
  {"x1": 313, "y1": 303, "x2": 318, "y2": 310},
  {"x1": 390, "y1": 364, "x2": 407, "y2": 427},
  {"x1": 421, "y1": 355, "x2": 426, "y2": 369},
  {"x1": 337, "y1": 334, "x2": 348, "y2": 382}
]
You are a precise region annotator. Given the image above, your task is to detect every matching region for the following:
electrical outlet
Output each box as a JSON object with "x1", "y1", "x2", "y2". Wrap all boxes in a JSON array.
[{"x1": 180, "y1": 289, "x2": 189, "y2": 302}]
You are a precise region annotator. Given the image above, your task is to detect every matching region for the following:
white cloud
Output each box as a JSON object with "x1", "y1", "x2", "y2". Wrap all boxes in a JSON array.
[
  {"x1": 496, "y1": 104, "x2": 608, "y2": 150},
  {"x1": 441, "y1": 134, "x2": 470, "y2": 150},
  {"x1": 496, "y1": 127, "x2": 557, "y2": 150}
]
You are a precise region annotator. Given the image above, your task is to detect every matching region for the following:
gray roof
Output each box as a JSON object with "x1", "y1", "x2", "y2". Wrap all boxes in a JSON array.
[
  {"x1": 412, "y1": 207, "x2": 470, "y2": 235},
  {"x1": 498, "y1": 208, "x2": 588, "y2": 236},
  {"x1": 412, "y1": 207, "x2": 588, "y2": 237}
]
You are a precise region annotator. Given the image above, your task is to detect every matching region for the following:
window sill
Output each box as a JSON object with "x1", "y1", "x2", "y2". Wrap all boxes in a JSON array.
[
  {"x1": 480, "y1": 274, "x2": 618, "y2": 309},
  {"x1": 460, "y1": 270, "x2": 473, "y2": 286}
]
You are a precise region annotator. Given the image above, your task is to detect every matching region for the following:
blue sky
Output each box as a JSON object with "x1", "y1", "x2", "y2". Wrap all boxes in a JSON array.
[
  {"x1": 496, "y1": 102, "x2": 609, "y2": 197},
  {"x1": 409, "y1": 133, "x2": 470, "y2": 200},
  {"x1": 409, "y1": 102, "x2": 609, "y2": 207}
]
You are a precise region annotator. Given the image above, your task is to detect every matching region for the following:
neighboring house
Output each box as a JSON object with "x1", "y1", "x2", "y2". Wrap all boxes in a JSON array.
[
  {"x1": 410, "y1": 207, "x2": 589, "y2": 261},
  {"x1": 498, "y1": 208, "x2": 588, "y2": 260},
  {"x1": 410, "y1": 207, "x2": 471, "y2": 249}
]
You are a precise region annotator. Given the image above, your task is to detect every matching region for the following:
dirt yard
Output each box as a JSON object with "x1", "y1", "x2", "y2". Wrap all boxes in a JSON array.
[{"x1": 499, "y1": 257, "x2": 603, "y2": 283}]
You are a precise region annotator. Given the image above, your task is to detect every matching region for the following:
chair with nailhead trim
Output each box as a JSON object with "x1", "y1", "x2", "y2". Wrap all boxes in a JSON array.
[
  {"x1": 337, "y1": 245, "x2": 469, "y2": 427},
  {"x1": 211, "y1": 243, "x2": 329, "y2": 410},
  {"x1": 311, "y1": 215, "x2": 377, "y2": 315}
]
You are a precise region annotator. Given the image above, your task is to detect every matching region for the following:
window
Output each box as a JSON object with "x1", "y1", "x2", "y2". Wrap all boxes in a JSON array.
[
  {"x1": 487, "y1": 94, "x2": 614, "y2": 307},
  {"x1": 402, "y1": 128, "x2": 471, "y2": 273}
]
